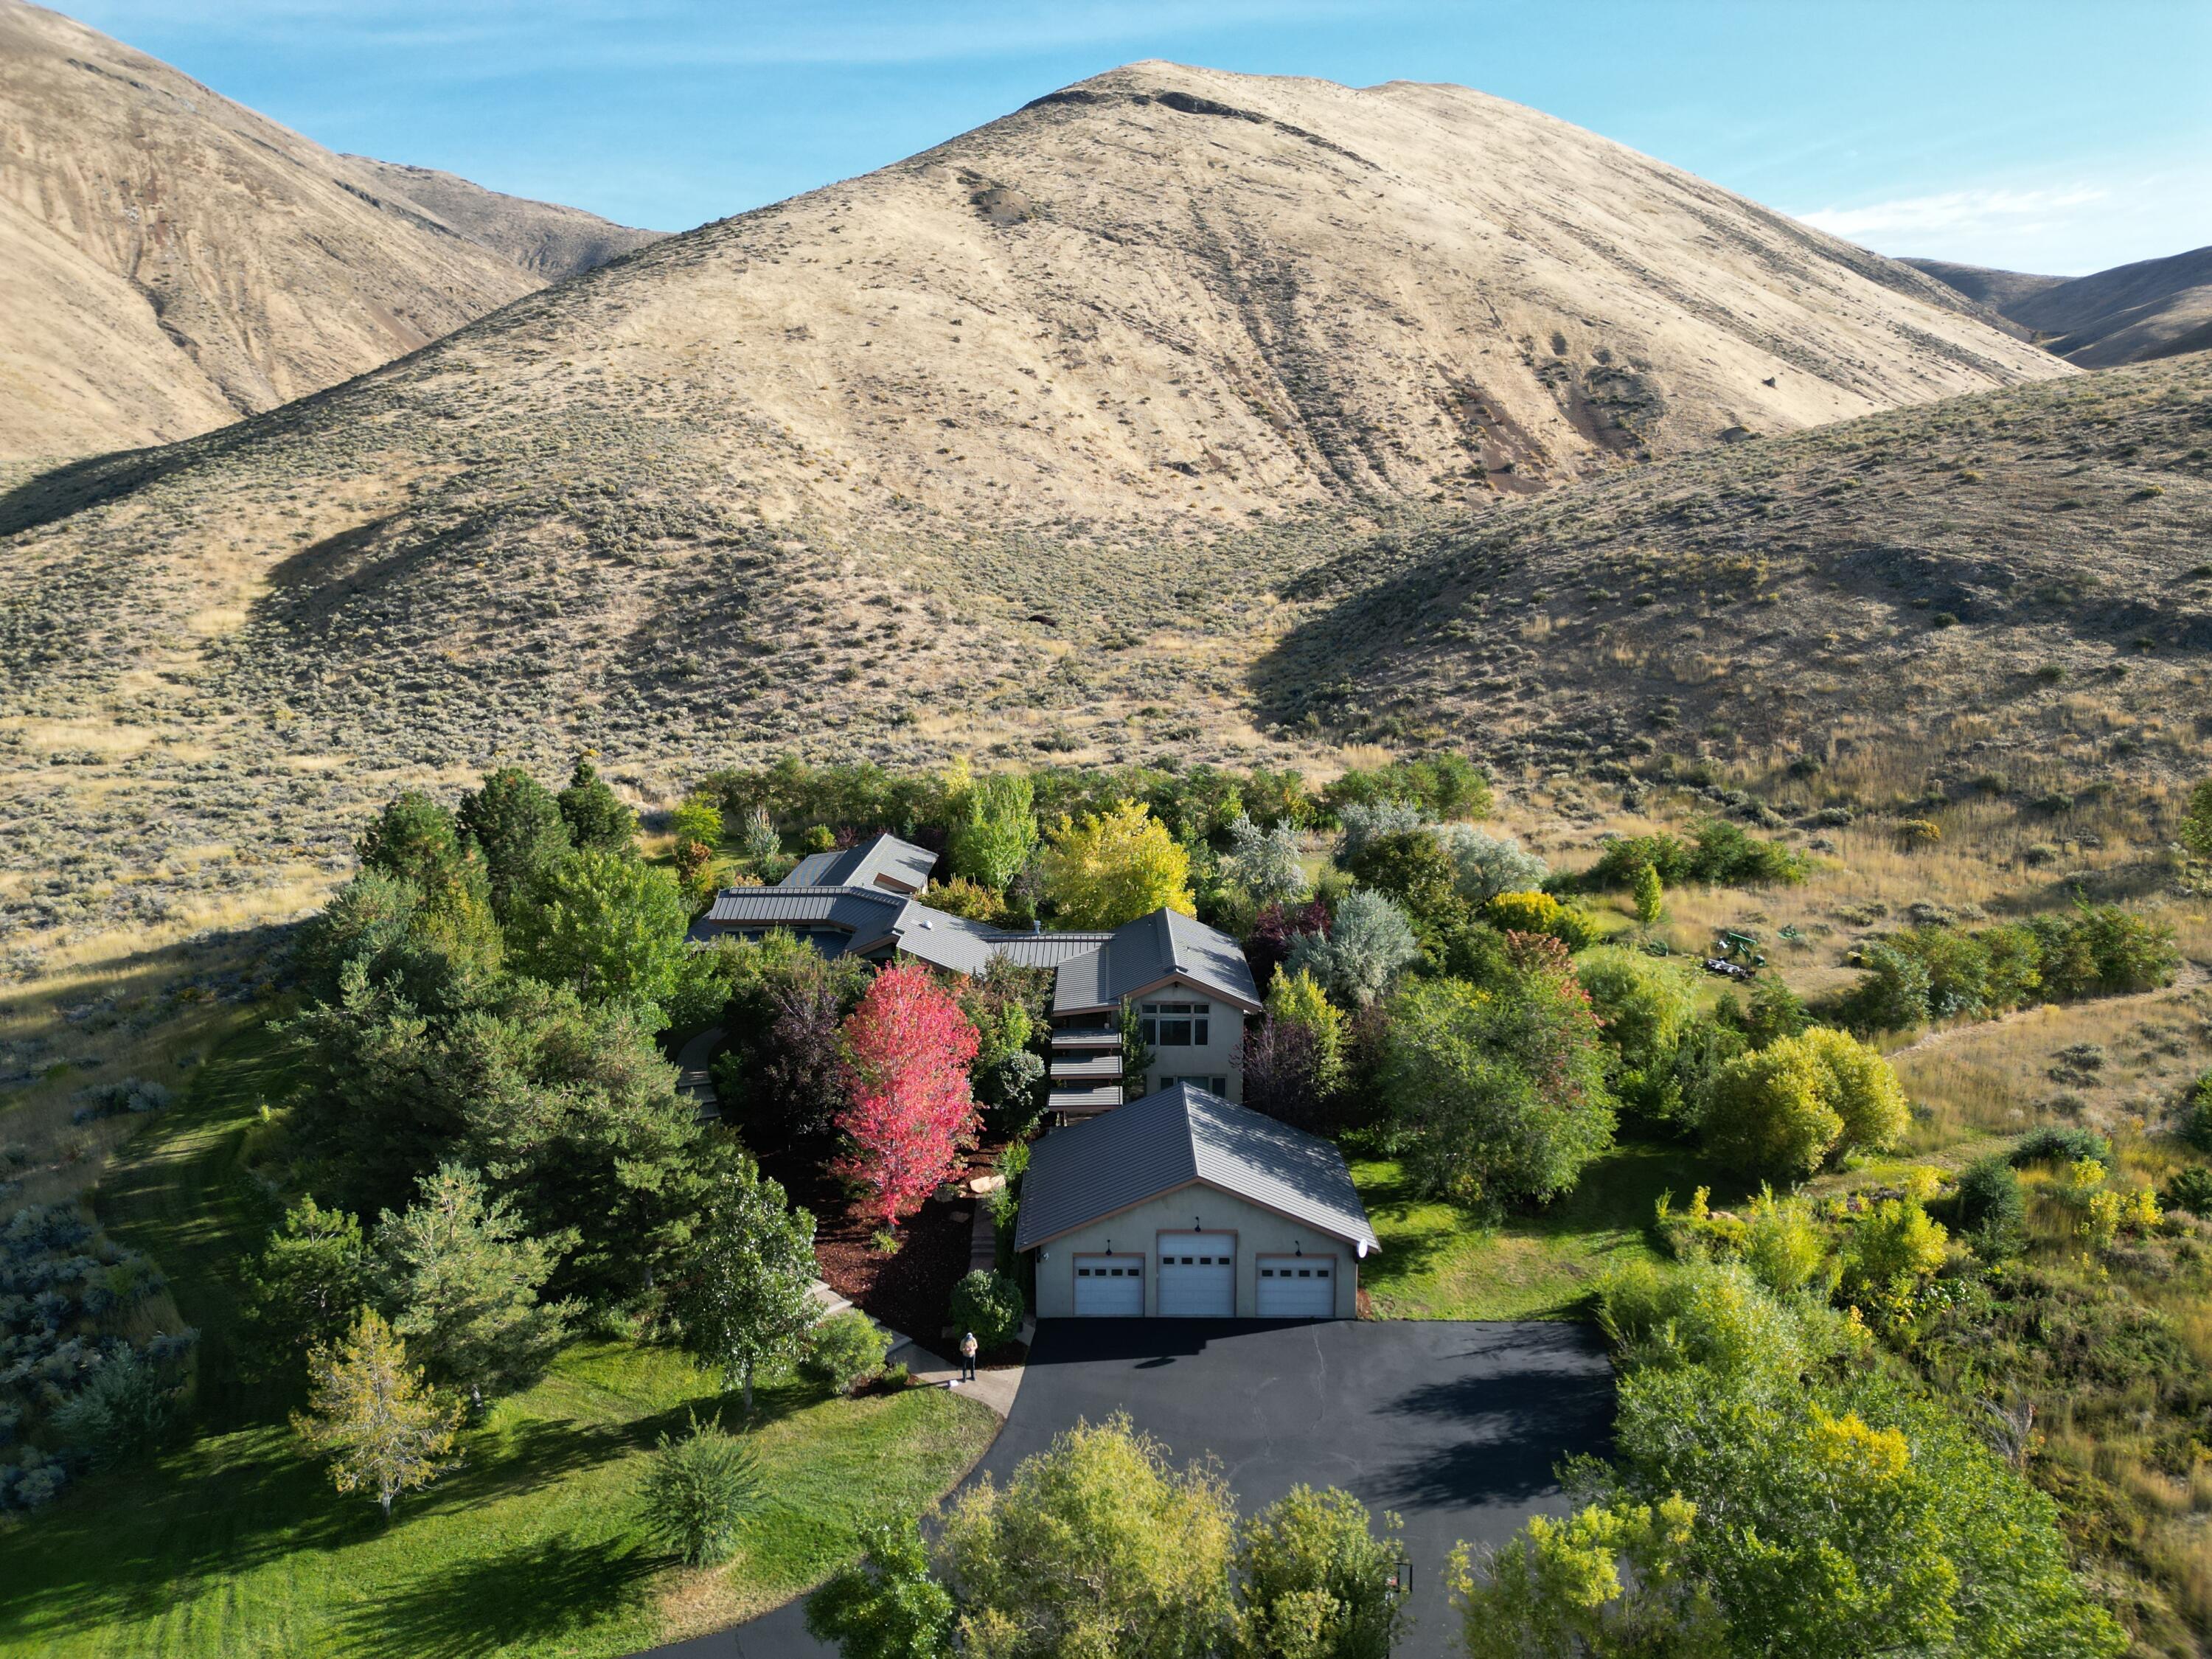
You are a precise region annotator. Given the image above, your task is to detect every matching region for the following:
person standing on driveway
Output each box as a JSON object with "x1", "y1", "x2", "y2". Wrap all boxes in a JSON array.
[{"x1": 959, "y1": 1329, "x2": 979, "y2": 1382}]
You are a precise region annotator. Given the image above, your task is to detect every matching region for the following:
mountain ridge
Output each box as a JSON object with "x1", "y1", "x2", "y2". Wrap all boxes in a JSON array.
[{"x1": 0, "y1": 0, "x2": 659, "y2": 467}]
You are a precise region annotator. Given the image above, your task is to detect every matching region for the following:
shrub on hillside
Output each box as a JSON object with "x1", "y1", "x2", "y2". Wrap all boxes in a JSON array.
[
  {"x1": 1484, "y1": 890, "x2": 1598, "y2": 950},
  {"x1": 1702, "y1": 1027, "x2": 1907, "y2": 1180},
  {"x1": 2008, "y1": 1125, "x2": 2113, "y2": 1168}
]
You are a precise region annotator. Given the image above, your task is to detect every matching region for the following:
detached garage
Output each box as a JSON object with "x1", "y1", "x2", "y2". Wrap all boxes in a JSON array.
[{"x1": 1016, "y1": 1082, "x2": 1379, "y2": 1321}]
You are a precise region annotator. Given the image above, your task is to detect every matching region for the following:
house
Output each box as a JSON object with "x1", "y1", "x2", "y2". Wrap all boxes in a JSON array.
[
  {"x1": 1014, "y1": 1082, "x2": 1378, "y2": 1319},
  {"x1": 693, "y1": 832, "x2": 1260, "y2": 1113}
]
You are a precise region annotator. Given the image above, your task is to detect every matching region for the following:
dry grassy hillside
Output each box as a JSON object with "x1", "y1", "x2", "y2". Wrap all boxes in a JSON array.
[
  {"x1": 2006, "y1": 246, "x2": 2212, "y2": 368},
  {"x1": 0, "y1": 0, "x2": 650, "y2": 466},
  {"x1": 1262, "y1": 353, "x2": 2212, "y2": 796},
  {"x1": 0, "y1": 57, "x2": 2084, "y2": 1088},
  {"x1": 1901, "y1": 257, "x2": 2065, "y2": 321},
  {"x1": 344, "y1": 156, "x2": 667, "y2": 280},
  {"x1": 1911, "y1": 248, "x2": 2212, "y2": 368}
]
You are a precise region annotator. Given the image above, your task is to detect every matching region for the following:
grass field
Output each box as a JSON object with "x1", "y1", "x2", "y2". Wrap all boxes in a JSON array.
[
  {"x1": 1351, "y1": 1138, "x2": 1736, "y2": 1321},
  {"x1": 0, "y1": 1019, "x2": 999, "y2": 1658}
]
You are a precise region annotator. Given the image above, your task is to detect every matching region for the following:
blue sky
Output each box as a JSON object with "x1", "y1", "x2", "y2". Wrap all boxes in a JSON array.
[{"x1": 65, "y1": 0, "x2": 2212, "y2": 276}]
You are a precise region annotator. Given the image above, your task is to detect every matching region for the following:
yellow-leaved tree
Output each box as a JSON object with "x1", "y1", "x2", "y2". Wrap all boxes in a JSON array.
[
  {"x1": 1039, "y1": 800, "x2": 1194, "y2": 928},
  {"x1": 293, "y1": 1307, "x2": 462, "y2": 1520}
]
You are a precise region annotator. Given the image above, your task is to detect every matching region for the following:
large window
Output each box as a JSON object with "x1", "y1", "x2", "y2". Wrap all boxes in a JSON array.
[{"x1": 1140, "y1": 1001, "x2": 1210, "y2": 1047}]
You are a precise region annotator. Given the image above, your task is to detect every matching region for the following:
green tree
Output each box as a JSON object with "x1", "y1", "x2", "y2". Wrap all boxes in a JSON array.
[
  {"x1": 1346, "y1": 829, "x2": 1466, "y2": 928},
  {"x1": 807, "y1": 1515, "x2": 957, "y2": 1659},
  {"x1": 293, "y1": 1307, "x2": 462, "y2": 1520},
  {"x1": 456, "y1": 767, "x2": 573, "y2": 923},
  {"x1": 1234, "y1": 1485, "x2": 1408, "y2": 1659},
  {"x1": 938, "y1": 1413, "x2": 1236, "y2": 1659},
  {"x1": 674, "y1": 1157, "x2": 818, "y2": 1411},
  {"x1": 1613, "y1": 1362, "x2": 2124, "y2": 1658},
  {"x1": 357, "y1": 790, "x2": 473, "y2": 895},
  {"x1": 669, "y1": 793, "x2": 725, "y2": 849},
  {"x1": 1577, "y1": 947, "x2": 1697, "y2": 1124},
  {"x1": 507, "y1": 848, "x2": 689, "y2": 1014},
  {"x1": 52, "y1": 1346, "x2": 183, "y2": 1470},
  {"x1": 1450, "y1": 1495, "x2": 1723, "y2": 1659},
  {"x1": 1381, "y1": 953, "x2": 1616, "y2": 1210},
  {"x1": 952, "y1": 773, "x2": 1041, "y2": 892},
  {"x1": 1702, "y1": 1026, "x2": 1906, "y2": 1180},
  {"x1": 557, "y1": 759, "x2": 638, "y2": 854},
  {"x1": 453, "y1": 982, "x2": 730, "y2": 1304},
  {"x1": 1039, "y1": 799, "x2": 1195, "y2": 928},
  {"x1": 238, "y1": 1195, "x2": 373, "y2": 1383},
  {"x1": 639, "y1": 1412, "x2": 764, "y2": 1567},
  {"x1": 293, "y1": 871, "x2": 433, "y2": 1006},
  {"x1": 1633, "y1": 860, "x2": 1665, "y2": 928},
  {"x1": 374, "y1": 1163, "x2": 571, "y2": 1399},
  {"x1": 353, "y1": 791, "x2": 502, "y2": 970}
]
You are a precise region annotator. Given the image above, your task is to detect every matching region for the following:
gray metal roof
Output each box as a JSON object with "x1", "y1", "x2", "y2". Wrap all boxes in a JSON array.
[
  {"x1": 1050, "y1": 908, "x2": 1261, "y2": 1016},
  {"x1": 1015, "y1": 1082, "x2": 1378, "y2": 1254},
  {"x1": 703, "y1": 885, "x2": 904, "y2": 928},
  {"x1": 986, "y1": 931, "x2": 1116, "y2": 970},
  {"x1": 779, "y1": 832, "x2": 938, "y2": 894}
]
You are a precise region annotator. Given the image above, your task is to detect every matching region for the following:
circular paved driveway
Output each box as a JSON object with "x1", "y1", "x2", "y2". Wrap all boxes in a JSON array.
[{"x1": 668, "y1": 1318, "x2": 1614, "y2": 1659}]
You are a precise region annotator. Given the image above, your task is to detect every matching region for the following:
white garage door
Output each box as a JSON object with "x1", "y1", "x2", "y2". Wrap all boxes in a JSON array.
[
  {"x1": 1073, "y1": 1256, "x2": 1145, "y2": 1316},
  {"x1": 1156, "y1": 1233, "x2": 1236, "y2": 1318},
  {"x1": 1257, "y1": 1256, "x2": 1338, "y2": 1319}
]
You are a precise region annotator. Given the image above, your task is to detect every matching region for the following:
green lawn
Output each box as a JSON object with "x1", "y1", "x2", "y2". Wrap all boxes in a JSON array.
[
  {"x1": 0, "y1": 1019, "x2": 998, "y2": 1658},
  {"x1": 1352, "y1": 1138, "x2": 1736, "y2": 1321}
]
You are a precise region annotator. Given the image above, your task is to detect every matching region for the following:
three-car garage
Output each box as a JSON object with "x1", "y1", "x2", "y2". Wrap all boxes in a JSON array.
[{"x1": 1018, "y1": 1082, "x2": 1378, "y2": 1323}]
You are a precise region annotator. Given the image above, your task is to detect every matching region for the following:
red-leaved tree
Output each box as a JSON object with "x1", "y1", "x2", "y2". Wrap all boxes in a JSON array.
[{"x1": 836, "y1": 964, "x2": 982, "y2": 1228}]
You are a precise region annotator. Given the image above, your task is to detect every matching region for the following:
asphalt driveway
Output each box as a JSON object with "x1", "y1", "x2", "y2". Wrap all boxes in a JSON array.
[{"x1": 675, "y1": 1318, "x2": 1614, "y2": 1659}]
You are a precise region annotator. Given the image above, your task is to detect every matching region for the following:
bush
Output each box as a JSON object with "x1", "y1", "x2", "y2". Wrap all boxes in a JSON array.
[
  {"x1": 49, "y1": 1345, "x2": 181, "y2": 1469},
  {"x1": 639, "y1": 1413, "x2": 763, "y2": 1566},
  {"x1": 2009, "y1": 1125, "x2": 2113, "y2": 1168},
  {"x1": 948, "y1": 1269, "x2": 1026, "y2": 1352},
  {"x1": 799, "y1": 1311, "x2": 891, "y2": 1396},
  {"x1": 1484, "y1": 889, "x2": 1598, "y2": 950},
  {"x1": 1702, "y1": 1027, "x2": 1907, "y2": 1180},
  {"x1": 2180, "y1": 1072, "x2": 2212, "y2": 1152},
  {"x1": 2161, "y1": 1166, "x2": 2212, "y2": 1218},
  {"x1": 1952, "y1": 1155, "x2": 2026, "y2": 1259},
  {"x1": 1584, "y1": 822, "x2": 1803, "y2": 891}
]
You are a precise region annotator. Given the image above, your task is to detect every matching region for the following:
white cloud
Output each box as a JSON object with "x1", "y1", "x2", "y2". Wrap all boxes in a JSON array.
[
  {"x1": 1793, "y1": 173, "x2": 2212, "y2": 276},
  {"x1": 1800, "y1": 184, "x2": 2110, "y2": 243}
]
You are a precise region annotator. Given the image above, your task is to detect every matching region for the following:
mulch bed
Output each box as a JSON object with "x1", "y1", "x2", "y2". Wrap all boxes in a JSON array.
[{"x1": 751, "y1": 1129, "x2": 1004, "y2": 1362}]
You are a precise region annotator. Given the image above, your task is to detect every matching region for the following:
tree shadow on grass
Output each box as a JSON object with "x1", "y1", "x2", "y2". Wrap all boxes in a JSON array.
[
  {"x1": 338, "y1": 1534, "x2": 660, "y2": 1657},
  {"x1": 408, "y1": 1416, "x2": 638, "y2": 1517}
]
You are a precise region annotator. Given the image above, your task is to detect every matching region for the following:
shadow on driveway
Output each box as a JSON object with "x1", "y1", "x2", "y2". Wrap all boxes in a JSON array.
[{"x1": 653, "y1": 1318, "x2": 1614, "y2": 1659}]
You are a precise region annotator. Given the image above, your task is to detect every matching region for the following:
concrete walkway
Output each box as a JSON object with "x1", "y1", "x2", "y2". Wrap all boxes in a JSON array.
[{"x1": 810, "y1": 1279, "x2": 1029, "y2": 1420}]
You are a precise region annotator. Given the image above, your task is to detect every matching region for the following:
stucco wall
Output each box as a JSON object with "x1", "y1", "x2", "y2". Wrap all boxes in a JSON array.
[
  {"x1": 1028, "y1": 1183, "x2": 1361, "y2": 1319},
  {"x1": 1133, "y1": 977, "x2": 1251, "y2": 1102}
]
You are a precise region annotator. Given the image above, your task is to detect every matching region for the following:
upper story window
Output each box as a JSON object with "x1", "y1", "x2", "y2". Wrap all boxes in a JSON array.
[{"x1": 1140, "y1": 1001, "x2": 1210, "y2": 1046}]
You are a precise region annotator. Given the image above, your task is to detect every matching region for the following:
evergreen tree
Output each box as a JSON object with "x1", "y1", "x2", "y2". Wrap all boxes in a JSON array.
[
  {"x1": 375, "y1": 1164, "x2": 571, "y2": 1399},
  {"x1": 293, "y1": 1307, "x2": 462, "y2": 1520},
  {"x1": 557, "y1": 759, "x2": 639, "y2": 854},
  {"x1": 457, "y1": 767, "x2": 573, "y2": 922},
  {"x1": 238, "y1": 1195, "x2": 373, "y2": 1383},
  {"x1": 675, "y1": 1158, "x2": 819, "y2": 1411},
  {"x1": 1634, "y1": 861, "x2": 1665, "y2": 928}
]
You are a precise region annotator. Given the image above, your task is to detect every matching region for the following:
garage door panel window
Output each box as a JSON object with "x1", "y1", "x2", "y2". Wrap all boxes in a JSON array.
[
  {"x1": 1156, "y1": 1231, "x2": 1234, "y2": 1318},
  {"x1": 1074, "y1": 1256, "x2": 1145, "y2": 1316},
  {"x1": 1257, "y1": 1255, "x2": 1338, "y2": 1318}
]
